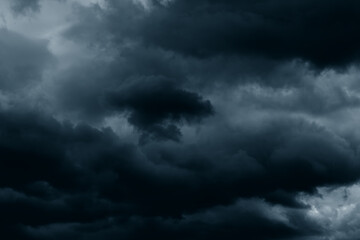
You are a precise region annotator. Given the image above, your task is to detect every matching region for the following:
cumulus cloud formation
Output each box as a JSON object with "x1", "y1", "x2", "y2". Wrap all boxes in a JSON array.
[{"x1": 1, "y1": 0, "x2": 360, "y2": 239}]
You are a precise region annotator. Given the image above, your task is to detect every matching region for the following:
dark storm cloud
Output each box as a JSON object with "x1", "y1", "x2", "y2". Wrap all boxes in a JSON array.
[
  {"x1": 59, "y1": 0, "x2": 321, "y2": 98},
  {"x1": 106, "y1": 77, "x2": 213, "y2": 142},
  {"x1": 2, "y1": 0, "x2": 360, "y2": 239},
  {"x1": 10, "y1": 0, "x2": 41, "y2": 15},
  {"x1": 121, "y1": 117, "x2": 359, "y2": 215},
  {"x1": 0, "y1": 110, "x2": 140, "y2": 235},
  {"x1": 24, "y1": 199, "x2": 319, "y2": 240},
  {"x1": 56, "y1": 16, "x2": 214, "y2": 140},
  {"x1": 0, "y1": 108, "x2": 358, "y2": 239},
  {"x1": 53, "y1": 45, "x2": 187, "y2": 120},
  {"x1": 138, "y1": 0, "x2": 360, "y2": 67},
  {"x1": 0, "y1": 29, "x2": 52, "y2": 91},
  {"x1": 52, "y1": 54, "x2": 213, "y2": 141}
]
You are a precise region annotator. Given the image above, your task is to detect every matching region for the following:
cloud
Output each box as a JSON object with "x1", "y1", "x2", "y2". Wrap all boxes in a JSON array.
[
  {"x1": 0, "y1": 108, "x2": 358, "y2": 239},
  {"x1": 23, "y1": 199, "x2": 319, "y2": 240},
  {"x1": 10, "y1": 0, "x2": 41, "y2": 15},
  {"x1": 106, "y1": 77, "x2": 214, "y2": 142},
  {"x1": 300, "y1": 183, "x2": 360, "y2": 240},
  {"x1": 1, "y1": 0, "x2": 360, "y2": 239},
  {"x1": 0, "y1": 29, "x2": 52, "y2": 91},
  {"x1": 136, "y1": 0, "x2": 360, "y2": 67}
]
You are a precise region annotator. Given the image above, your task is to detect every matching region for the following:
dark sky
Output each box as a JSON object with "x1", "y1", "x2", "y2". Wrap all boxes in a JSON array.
[{"x1": 0, "y1": 0, "x2": 360, "y2": 239}]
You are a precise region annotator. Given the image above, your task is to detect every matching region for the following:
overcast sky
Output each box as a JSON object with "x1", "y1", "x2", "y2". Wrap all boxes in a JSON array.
[{"x1": 1, "y1": 0, "x2": 360, "y2": 239}]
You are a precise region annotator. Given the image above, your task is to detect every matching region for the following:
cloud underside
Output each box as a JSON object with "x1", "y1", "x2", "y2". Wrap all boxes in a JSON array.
[{"x1": 1, "y1": 0, "x2": 360, "y2": 239}]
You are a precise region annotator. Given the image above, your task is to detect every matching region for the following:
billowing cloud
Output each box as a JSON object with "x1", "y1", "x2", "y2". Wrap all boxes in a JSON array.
[
  {"x1": 0, "y1": 0, "x2": 360, "y2": 239},
  {"x1": 138, "y1": 0, "x2": 360, "y2": 67},
  {"x1": 106, "y1": 77, "x2": 214, "y2": 142},
  {"x1": 0, "y1": 108, "x2": 358, "y2": 239}
]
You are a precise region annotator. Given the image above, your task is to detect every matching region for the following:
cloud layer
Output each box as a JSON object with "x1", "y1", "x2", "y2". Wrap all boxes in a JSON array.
[{"x1": 0, "y1": 0, "x2": 360, "y2": 239}]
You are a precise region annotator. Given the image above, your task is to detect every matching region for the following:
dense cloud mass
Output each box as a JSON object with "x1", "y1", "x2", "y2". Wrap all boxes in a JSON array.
[
  {"x1": 10, "y1": 0, "x2": 41, "y2": 15},
  {"x1": 1, "y1": 0, "x2": 360, "y2": 239},
  {"x1": 140, "y1": 0, "x2": 360, "y2": 67},
  {"x1": 106, "y1": 77, "x2": 214, "y2": 141}
]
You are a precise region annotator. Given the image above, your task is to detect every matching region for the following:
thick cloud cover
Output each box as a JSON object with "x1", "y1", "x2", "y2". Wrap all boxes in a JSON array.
[
  {"x1": 0, "y1": 109, "x2": 352, "y2": 239},
  {"x1": 10, "y1": 0, "x2": 41, "y2": 15},
  {"x1": 0, "y1": 29, "x2": 52, "y2": 91},
  {"x1": 140, "y1": 0, "x2": 360, "y2": 67},
  {"x1": 106, "y1": 77, "x2": 213, "y2": 142},
  {"x1": 1, "y1": 0, "x2": 360, "y2": 239}
]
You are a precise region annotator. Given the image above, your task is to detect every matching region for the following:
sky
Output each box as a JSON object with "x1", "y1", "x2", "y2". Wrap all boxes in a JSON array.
[{"x1": 1, "y1": 0, "x2": 360, "y2": 239}]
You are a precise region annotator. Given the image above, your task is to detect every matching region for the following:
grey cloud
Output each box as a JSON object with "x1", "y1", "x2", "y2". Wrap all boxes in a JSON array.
[
  {"x1": 1, "y1": 0, "x2": 360, "y2": 239},
  {"x1": 0, "y1": 29, "x2": 52, "y2": 91},
  {"x1": 10, "y1": 0, "x2": 41, "y2": 15},
  {"x1": 0, "y1": 109, "x2": 357, "y2": 239}
]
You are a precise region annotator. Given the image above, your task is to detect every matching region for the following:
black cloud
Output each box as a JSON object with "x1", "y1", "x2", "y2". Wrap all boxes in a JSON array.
[
  {"x1": 24, "y1": 199, "x2": 319, "y2": 240},
  {"x1": 1, "y1": 0, "x2": 360, "y2": 239},
  {"x1": 138, "y1": 0, "x2": 360, "y2": 67},
  {"x1": 106, "y1": 77, "x2": 214, "y2": 142},
  {"x1": 0, "y1": 109, "x2": 358, "y2": 239}
]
